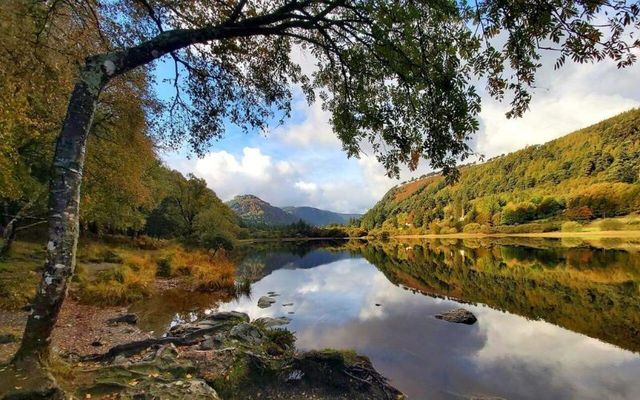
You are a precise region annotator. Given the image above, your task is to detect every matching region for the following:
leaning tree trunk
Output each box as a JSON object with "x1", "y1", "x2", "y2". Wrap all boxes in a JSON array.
[
  {"x1": 13, "y1": 61, "x2": 107, "y2": 363},
  {"x1": 12, "y1": 22, "x2": 240, "y2": 364}
]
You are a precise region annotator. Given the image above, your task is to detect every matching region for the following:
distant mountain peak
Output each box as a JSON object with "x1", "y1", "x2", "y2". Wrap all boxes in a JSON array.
[{"x1": 226, "y1": 195, "x2": 362, "y2": 226}]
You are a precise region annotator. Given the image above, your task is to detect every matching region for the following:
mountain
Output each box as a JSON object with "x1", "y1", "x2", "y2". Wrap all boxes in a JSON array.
[
  {"x1": 361, "y1": 109, "x2": 640, "y2": 233},
  {"x1": 282, "y1": 206, "x2": 361, "y2": 226},
  {"x1": 226, "y1": 195, "x2": 362, "y2": 226},
  {"x1": 226, "y1": 195, "x2": 299, "y2": 226}
]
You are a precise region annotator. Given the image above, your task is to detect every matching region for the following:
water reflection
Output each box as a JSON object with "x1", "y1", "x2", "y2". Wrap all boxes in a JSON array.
[{"x1": 133, "y1": 238, "x2": 640, "y2": 399}]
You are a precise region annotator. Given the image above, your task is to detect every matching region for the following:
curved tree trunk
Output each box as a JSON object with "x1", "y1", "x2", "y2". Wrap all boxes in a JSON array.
[{"x1": 13, "y1": 64, "x2": 105, "y2": 363}]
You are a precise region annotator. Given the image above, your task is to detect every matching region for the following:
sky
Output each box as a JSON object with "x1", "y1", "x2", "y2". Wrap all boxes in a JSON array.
[{"x1": 157, "y1": 49, "x2": 640, "y2": 214}]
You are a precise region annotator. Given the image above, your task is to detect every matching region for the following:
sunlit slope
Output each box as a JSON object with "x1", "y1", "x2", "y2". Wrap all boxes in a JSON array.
[{"x1": 361, "y1": 109, "x2": 640, "y2": 231}]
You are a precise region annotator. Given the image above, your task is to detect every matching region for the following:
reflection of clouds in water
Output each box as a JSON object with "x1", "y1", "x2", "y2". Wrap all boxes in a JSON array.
[
  {"x1": 473, "y1": 310, "x2": 640, "y2": 400},
  {"x1": 218, "y1": 252, "x2": 640, "y2": 400}
]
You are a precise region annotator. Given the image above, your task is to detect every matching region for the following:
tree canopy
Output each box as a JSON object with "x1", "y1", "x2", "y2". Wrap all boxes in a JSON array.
[{"x1": 31, "y1": 0, "x2": 640, "y2": 176}]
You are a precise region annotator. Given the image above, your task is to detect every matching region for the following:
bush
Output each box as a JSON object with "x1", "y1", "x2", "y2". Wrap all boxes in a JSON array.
[
  {"x1": 156, "y1": 256, "x2": 172, "y2": 277},
  {"x1": 463, "y1": 223, "x2": 482, "y2": 233},
  {"x1": 599, "y1": 219, "x2": 624, "y2": 231},
  {"x1": 561, "y1": 221, "x2": 583, "y2": 232},
  {"x1": 566, "y1": 206, "x2": 594, "y2": 221}
]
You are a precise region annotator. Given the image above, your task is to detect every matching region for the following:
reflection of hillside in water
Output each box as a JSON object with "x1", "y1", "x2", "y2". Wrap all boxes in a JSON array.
[
  {"x1": 356, "y1": 239, "x2": 640, "y2": 353},
  {"x1": 236, "y1": 240, "x2": 357, "y2": 280}
]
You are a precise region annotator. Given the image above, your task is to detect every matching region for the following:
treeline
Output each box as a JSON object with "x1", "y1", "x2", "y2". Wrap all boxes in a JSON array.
[
  {"x1": 239, "y1": 219, "x2": 352, "y2": 239},
  {"x1": 360, "y1": 109, "x2": 640, "y2": 234},
  {"x1": 0, "y1": 2, "x2": 241, "y2": 251}
]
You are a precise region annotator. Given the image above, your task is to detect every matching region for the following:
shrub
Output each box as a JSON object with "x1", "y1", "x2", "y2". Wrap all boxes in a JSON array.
[
  {"x1": 561, "y1": 221, "x2": 583, "y2": 232},
  {"x1": 566, "y1": 206, "x2": 594, "y2": 221},
  {"x1": 599, "y1": 219, "x2": 624, "y2": 231},
  {"x1": 173, "y1": 248, "x2": 236, "y2": 292},
  {"x1": 156, "y1": 256, "x2": 172, "y2": 277},
  {"x1": 463, "y1": 223, "x2": 482, "y2": 233}
]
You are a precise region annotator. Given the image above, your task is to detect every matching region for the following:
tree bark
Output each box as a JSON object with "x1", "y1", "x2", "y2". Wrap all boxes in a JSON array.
[{"x1": 13, "y1": 61, "x2": 107, "y2": 363}]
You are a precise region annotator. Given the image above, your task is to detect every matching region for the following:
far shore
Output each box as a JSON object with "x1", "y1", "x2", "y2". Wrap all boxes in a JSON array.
[
  {"x1": 392, "y1": 230, "x2": 640, "y2": 239},
  {"x1": 238, "y1": 230, "x2": 640, "y2": 243}
]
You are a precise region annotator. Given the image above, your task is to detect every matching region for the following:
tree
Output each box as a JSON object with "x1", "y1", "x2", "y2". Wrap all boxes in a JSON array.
[{"x1": 15, "y1": 0, "x2": 640, "y2": 365}]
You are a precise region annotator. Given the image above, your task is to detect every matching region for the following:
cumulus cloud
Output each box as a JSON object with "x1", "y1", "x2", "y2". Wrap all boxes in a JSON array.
[
  {"x1": 172, "y1": 146, "x2": 379, "y2": 213},
  {"x1": 474, "y1": 54, "x2": 640, "y2": 157},
  {"x1": 271, "y1": 96, "x2": 340, "y2": 148}
]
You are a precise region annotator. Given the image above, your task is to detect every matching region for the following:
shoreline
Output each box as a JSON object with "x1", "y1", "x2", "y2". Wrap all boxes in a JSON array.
[
  {"x1": 391, "y1": 230, "x2": 640, "y2": 239},
  {"x1": 239, "y1": 230, "x2": 640, "y2": 243}
]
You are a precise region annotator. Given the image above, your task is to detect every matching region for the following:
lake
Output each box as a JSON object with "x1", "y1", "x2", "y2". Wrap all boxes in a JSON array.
[{"x1": 132, "y1": 238, "x2": 640, "y2": 399}]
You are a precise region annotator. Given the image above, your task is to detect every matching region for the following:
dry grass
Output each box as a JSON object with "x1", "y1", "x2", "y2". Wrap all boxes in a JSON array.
[
  {"x1": 77, "y1": 242, "x2": 239, "y2": 305},
  {"x1": 77, "y1": 254, "x2": 156, "y2": 305},
  {"x1": 172, "y1": 248, "x2": 237, "y2": 292}
]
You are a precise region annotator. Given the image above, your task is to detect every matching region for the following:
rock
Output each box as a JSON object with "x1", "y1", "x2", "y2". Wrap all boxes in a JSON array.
[
  {"x1": 255, "y1": 316, "x2": 291, "y2": 328},
  {"x1": 257, "y1": 296, "x2": 276, "y2": 308},
  {"x1": 0, "y1": 333, "x2": 18, "y2": 344},
  {"x1": 230, "y1": 322, "x2": 264, "y2": 345},
  {"x1": 107, "y1": 313, "x2": 138, "y2": 325},
  {"x1": 203, "y1": 311, "x2": 250, "y2": 323},
  {"x1": 199, "y1": 336, "x2": 223, "y2": 350},
  {"x1": 435, "y1": 308, "x2": 477, "y2": 325},
  {"x1": 282, "y1": 303, "x2": 294, "y2": 307}
]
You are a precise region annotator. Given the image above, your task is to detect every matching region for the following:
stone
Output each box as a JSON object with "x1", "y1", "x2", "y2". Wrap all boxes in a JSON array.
[
  {"x1": 435, "y1": 308, "x2": 477, "y2": 325},
  {"x1": 107, "y1": 313, "x2": 138, "y2": 325},
  {"x1": 258, "y1": 296, "x2": 276, "y2": 308},
  {"x1": 230, "y1": 322, "x2": 264, "y2": 345},
  {"x1": 0, "y1": 333, "x2": 18, "y2": 344},
  {"x1": 255, "y1": 316, "x2": 291, "y2": 328},
  {"x1": 203, "y1": 311, "x2": 250, "y2": 323},
  {"x1": 200, "y1": 337, "x2": 219, "y2": 350}
]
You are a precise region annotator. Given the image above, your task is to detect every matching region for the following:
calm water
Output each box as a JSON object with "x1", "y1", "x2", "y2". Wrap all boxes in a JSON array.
[{"x1": 133, "y1": 238, "x2": 640, "y2": 399}]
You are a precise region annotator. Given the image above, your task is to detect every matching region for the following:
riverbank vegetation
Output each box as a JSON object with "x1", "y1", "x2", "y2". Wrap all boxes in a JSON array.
[{"x1": 0, "y1": 238, "x2": 242, "y2": 310}]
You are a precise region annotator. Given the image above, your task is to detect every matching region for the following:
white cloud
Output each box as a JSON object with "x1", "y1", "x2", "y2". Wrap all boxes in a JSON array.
[
  {"x1": 271, "y1": 97, "x2": 340, "y2": 148},
  {"x1": 294, "y1": 180, "x2": 319, "y2": 194},
  {"x1": 474, "y1": 55, "x2": 640, "y2": 158}
]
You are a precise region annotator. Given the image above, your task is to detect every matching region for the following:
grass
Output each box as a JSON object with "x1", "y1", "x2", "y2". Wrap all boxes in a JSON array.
[
  {"x1": 0, "y1": 241, "x2": 43, "y2": 310},
  {"x1": 0, "y1": 238, "x2": 241, "y2": 309}
]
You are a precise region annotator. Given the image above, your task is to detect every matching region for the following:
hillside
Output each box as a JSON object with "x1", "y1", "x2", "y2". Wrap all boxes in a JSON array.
[
  {"x1": 282, "y1": 206, "x2": 361, "y2": 226},
  {"x1": 361, "y1": 109, "x2": 640, "y2": 234},
  {"x1": 226, "y1": 195, "x2": 299, "y2": 226},
  {"x1": 226, "y1": 195, "x2": 361, "y2": 227}
]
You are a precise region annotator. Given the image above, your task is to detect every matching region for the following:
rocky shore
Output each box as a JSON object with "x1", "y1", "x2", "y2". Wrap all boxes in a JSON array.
[{"x1": 2, "y1": 311, "x2": 404, "y2": 400}]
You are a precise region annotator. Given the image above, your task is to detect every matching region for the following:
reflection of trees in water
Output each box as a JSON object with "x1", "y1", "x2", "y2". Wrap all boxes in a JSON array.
[
  {"x1": 235, "y1": 240, "x2": 356, "y2": 281},
  {"x1": 129, "y1": 289, "x2": 235, "y2": 335},
  {"x1": 356, "y1": 240, "x2": 640, "y2": 353}
]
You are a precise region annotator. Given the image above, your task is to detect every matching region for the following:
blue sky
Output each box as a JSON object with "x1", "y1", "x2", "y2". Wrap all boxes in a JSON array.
[{"x1": 155, "y1": 51, "x2": 640, "y2": 214}]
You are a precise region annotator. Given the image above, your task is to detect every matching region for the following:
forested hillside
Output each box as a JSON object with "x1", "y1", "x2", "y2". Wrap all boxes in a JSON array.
[
  {"x1": 361, "y1": 109, "x2": 640, "y2": 234},
  {"x1": 282, "y1": 207, "x2": 361, "y2": 226},
  {"x1": 227, "y1": 195, "x2": 300, "y2": 226},
  {"x1": 0, "y1": 3, "x2": 241, "y2": 250}
]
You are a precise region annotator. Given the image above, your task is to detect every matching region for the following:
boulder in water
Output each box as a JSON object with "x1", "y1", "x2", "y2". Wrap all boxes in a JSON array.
[
  {"x1": 257, "y1": 296, "x2": 276, "y2": 308},
  {"x1": 435, "y1": 308, "x2": 477, "y2": 325}
]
